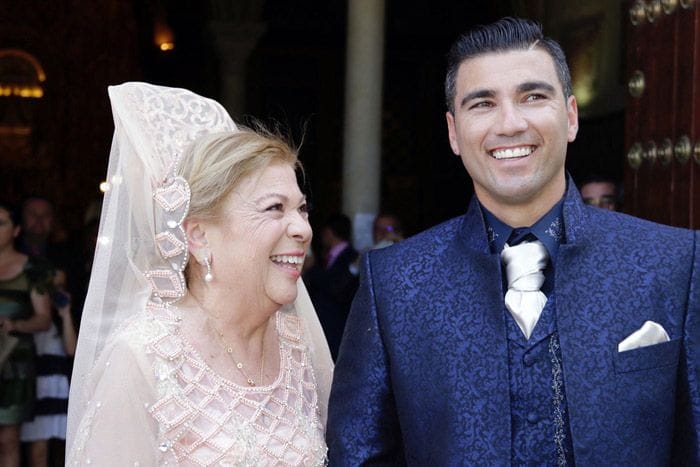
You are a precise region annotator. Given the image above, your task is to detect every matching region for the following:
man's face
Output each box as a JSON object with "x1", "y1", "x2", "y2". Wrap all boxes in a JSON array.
[
  {"x1": 373, "y1": 215, "x2": 398, "y2": 242},
  {"x1": 22, "y1": 199, "x2": 53, "y2": 239},
  {"x1": 580, "y1": 181, "x2": 617, "y2": 210},
  {"x1": 446, "y1": 49, "x2": 578, "y2": 217}
]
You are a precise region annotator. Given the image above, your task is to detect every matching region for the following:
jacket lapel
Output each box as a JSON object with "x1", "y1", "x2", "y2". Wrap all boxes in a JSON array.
[
  {"x1": 447, "y1": 198, "x2": 512, "y2": 460},
  {"x1": 554, "y1": 180, "x2": 618, "y2": 459}
]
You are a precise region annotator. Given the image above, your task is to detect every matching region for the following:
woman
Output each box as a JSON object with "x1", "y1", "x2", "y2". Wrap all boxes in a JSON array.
[
  {"x1": 66, "y1": 83, "x2": 332, "y2": 465},
  {"x1": 0, "y1": 203, "x2": 52, "y2": 467},
  {"x1": 21, "y1": 269, "x2": 77, "y2": 467}
]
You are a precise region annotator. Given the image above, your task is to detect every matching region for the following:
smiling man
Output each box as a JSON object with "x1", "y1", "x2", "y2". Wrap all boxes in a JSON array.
[{"x1": 327, "y1": 17, "x2": 700, "y2": 465}]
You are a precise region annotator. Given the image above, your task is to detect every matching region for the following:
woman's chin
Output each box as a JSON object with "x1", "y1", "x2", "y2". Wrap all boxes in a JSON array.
[{"x1": 270, "y1": 288, "x2": 299, "y2": 307}]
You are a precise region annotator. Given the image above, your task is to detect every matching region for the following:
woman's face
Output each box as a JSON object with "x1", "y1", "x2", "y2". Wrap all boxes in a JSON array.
[
  {"x1": 204, "y1": 161, "x2": 312, "y2": 309},
  {"x1": 0, "y1": 208, "x2": 19, "y2": 249}
]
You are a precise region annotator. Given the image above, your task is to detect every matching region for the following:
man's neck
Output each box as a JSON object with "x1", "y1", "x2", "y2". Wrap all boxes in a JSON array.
[
  {"x1": 485, "y1": 202, "x2": 553, "y2": 228},
  {"x1": 476, "y1": 181, "x2": 567, "y2": 228}
]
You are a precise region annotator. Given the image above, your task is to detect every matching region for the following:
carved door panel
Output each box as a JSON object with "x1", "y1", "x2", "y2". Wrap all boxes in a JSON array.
[{"x1": 624, "y1": 0, "x2": 699, "y2": 229}]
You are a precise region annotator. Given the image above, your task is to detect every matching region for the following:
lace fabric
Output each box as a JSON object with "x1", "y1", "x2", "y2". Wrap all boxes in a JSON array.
[
  {"x1": 69, "y1": 302, "x2": 327, "y2": 466},
  {"x1": 66, "y1": 82, "x2": 333, "y2": 465}
]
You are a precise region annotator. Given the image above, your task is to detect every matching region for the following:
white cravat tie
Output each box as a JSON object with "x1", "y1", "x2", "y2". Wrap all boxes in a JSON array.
[{"x1": 501, "y1": 240, "x2": 549, "y2": 340}]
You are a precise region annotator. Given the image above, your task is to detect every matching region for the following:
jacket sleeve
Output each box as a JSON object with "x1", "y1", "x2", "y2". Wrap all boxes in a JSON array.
[
  {"x1": 672, "y1": 230, "x2": 700, "y2": 463},
  {"x1": 326, "y1": 252, "x2": 404, "y2": 466}
]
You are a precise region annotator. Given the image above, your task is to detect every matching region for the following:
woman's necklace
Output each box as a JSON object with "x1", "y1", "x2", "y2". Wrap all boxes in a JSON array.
[{"x1": 209, "y1": 319, "x2": 265, "y2": 387}]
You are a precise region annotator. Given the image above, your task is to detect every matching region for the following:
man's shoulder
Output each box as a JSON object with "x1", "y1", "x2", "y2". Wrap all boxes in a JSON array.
[
  {"x1": 369, "y1": 215, "x2": 465, "y2": 262},
  {"x1": 581, "y1": 207, "x2": 697, "y2": 251},
  {"x1": 586, "y1": 207, "x2": 693, "y2": 236}
]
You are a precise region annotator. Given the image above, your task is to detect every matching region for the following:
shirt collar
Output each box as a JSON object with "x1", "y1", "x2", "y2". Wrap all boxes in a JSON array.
[
  {"x1": 481, "y1": 198, "x2": 565, "y2": 261},
  {"x1": 326, "y1": 241, "x2": 349, "y2": 268}
]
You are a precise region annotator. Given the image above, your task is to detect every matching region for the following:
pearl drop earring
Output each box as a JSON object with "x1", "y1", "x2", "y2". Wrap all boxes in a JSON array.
[{"x1": 203, "y1": 256, "x2": 213, "y2": 283}]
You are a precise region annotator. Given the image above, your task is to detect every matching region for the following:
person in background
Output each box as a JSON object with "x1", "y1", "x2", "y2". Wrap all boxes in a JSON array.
[
  {"x1": 16, "y1": 197, "x2": 78, "y2": 466},
  {"x1": 372, "y1": 212, "x2": 404, "y2": 250},
  {"x1": 305, "y1": 214, "x2": 358, "y2": 360},
  {"x1": 18, "y1": 198, "x2": 70, "y2": 266},
  {"x1": 18, "y1": 198, "x2": 54, "y2": 259},
  {"x1": 20, "y1": 268, "x2": 76, "y2": 467},
  {"x1": 578, "y1": 175, "x2": 621, "y2": 211},
  {"x1": 0, "y1": 202, "x2": 52, "y2": 467}
]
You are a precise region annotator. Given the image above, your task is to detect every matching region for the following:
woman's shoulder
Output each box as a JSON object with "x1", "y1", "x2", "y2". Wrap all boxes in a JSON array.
[{"x1": 103, "y1": 303, "x2": 183, "y2": 359}]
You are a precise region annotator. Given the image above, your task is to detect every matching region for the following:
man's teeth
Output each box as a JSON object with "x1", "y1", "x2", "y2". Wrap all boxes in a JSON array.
[
  {"x1": 491, "y1": 147, "x2": 534, "y2": 159},
  {"x1": 270, "y1": 255, "x2": 304, "y2": 265}
]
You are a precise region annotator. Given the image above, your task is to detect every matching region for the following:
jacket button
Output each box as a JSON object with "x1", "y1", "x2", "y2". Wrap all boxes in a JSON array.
[
  {"x1": 527, "y1": 412, "x2": 539, "y2": 424},
  {"x1": 523, "y1": 353, "x2": 536, "y2": 367}
]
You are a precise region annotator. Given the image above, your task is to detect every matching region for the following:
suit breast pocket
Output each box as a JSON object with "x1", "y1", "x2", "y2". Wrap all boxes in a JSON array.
[{"x1": 613, "y1": 338, "x2": 681, "y2": 374}]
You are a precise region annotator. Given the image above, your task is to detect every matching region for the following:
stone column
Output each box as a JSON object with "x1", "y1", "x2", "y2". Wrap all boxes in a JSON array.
[
  {"x1": 209, "y1": 20, "x2": 266, "y2": 119},
  {"x1": 342, "y1": 0, "x2": 386, "y2": 251}
]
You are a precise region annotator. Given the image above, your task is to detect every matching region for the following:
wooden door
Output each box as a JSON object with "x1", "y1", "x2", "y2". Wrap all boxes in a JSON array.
[{"x1": 624, "y1": 0, "x2": 699, "y2": 229}]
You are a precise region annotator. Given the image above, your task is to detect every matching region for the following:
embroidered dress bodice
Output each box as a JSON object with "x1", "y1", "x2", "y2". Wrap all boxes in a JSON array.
[{"x1": 69, "y1": 302, "x2": 327, "y2": 466}]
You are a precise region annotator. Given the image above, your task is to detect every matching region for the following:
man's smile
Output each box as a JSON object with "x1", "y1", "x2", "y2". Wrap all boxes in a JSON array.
[{"x1": 490, "y1": 145, "x2": 536, "y2": 160}]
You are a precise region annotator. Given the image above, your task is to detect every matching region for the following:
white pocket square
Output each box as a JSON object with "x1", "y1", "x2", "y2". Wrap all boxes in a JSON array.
[{"x1": 618, "y1": 320, "x2": 670, "y2": 353}]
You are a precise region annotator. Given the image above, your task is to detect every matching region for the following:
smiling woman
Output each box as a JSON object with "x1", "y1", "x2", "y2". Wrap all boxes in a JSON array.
[{"x1": 66, "y1": 83, "x2": 332, "y2": 466}]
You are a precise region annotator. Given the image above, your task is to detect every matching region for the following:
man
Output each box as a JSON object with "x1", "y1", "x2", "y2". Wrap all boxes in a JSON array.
[
  {"x1": 305, "y1": 213, "x2": 359, "y2": 359},
  {"x1": 372, "y1": 212, "x2": 404, "y2": 250},
  {"x1": 16, "y1": 198, "x2": 77, "y2": 464},
  {"x1": 19, "y1": 197, "x2": 57, "y2": 257},
  {"x1": 327, "y1": 17, "x2": 699, "y2": 465},
  {"x1": 578, "y1": 175, "x2": 621, "y2": 211}
]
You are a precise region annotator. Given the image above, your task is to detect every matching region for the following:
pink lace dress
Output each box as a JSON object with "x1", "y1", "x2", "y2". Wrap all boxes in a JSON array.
[{"x1": 68, "y1": 302, "x2": 327, "y2": 466}]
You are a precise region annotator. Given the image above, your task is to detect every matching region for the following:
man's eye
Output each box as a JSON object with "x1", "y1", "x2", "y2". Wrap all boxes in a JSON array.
[
  {"x1": 525, "y1": 93, "x2": 546, "y2": 102},
  {"x1": 469, "y1": 101, "x2": 492, "y2": 110}
]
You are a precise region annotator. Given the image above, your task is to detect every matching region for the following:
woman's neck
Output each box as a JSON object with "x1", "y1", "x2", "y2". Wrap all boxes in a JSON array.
[
  {"x1": 182, "y1": 286, "x2": 276, "y2": 343},
  {"x1": 0, "y1": 245, "x2": 19, "y2": 264}
]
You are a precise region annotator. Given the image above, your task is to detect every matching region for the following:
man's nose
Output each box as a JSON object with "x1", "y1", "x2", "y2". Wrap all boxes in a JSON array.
[{"x1": 496, "y1": 102, "x2": 528, "y2": 135}]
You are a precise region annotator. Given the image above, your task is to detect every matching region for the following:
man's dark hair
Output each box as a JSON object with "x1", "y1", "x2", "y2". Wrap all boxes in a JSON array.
[
  {"x1": 577, "y1": 174, "x2": 620, "y2": 192},
  {"x1": 325, "y1": 213, "x2": 352, "y2": 241},
  {"x1": 445, "y1": 17, "x2": 572, "y2": 113},
  {"x1": 20, "y1": 195, "x2": 54, "y2": 217},
  {"x1": 577, "y1": 173, "x2": 623, "y2": 206}
]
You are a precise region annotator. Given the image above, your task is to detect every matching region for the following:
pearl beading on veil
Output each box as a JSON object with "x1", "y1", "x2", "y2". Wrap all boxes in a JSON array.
[{"x1": 146, "y1": 172, "x2": 191, "y2": 303}]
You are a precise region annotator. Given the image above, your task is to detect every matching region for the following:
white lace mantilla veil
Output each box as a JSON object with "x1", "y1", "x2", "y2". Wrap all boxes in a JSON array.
[{"x1": 66, "y1": 82, "x2": 333, "y2": 455}]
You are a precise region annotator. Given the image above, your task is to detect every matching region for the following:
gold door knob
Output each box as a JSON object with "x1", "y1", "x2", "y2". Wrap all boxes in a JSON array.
[
  {"x1": 658, "y1": 138, "x2": 673, "y2": 166},
  {"x1": 628, "y1": 142, "x2": 643, "y2": 169},
  {"x1": 662, "y1": 0, "x2": 678, "y2": 13},
  {"x1": 680, "y1": 0, "x2": 696, "y2": 8},
  {"x1": 675, "y1": 135, "x2": 691, "y2": 164},
  {"x1": 628, "y1": 70, "x2": 646, "y2": 98},
  {"x1": 630, "y1": 0, "x2": 647, "y2": 25},
  {"x1": 694, "y1": 141, "x2": 700, "y2": 165},
  {"x1": 647, "y1": 0, "x2": 663, "y2": 21},
  {"x1": 644, "y1": 140, "x2": 658, "y2": 164}
]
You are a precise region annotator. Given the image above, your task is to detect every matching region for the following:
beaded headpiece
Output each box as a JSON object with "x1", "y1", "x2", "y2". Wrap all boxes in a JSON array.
[
  {"x1": 145, "y1": 167, "x2": 191, "y2": 303},
  {"x1": 109, "y1": 83, "x2": 237, "y2": 304}
]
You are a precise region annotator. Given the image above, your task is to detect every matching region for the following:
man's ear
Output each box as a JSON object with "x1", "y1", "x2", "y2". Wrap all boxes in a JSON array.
[
  {"x1": 566, "y1": 95, "x2": 579, "y2": 142},
  {"x1": 446, "y1": 111, "x2": 460, "y2": 155}
]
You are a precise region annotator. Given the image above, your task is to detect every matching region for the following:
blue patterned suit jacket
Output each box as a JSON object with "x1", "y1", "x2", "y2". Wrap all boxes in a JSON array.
[{"x1": 327, "y1": 183, "x2": 700, "y2": 466}]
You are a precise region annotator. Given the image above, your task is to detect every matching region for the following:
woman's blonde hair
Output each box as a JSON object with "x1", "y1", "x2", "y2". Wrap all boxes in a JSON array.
[{"x1": 178, "y1": 125, "x2": 301, "y2": 223}]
